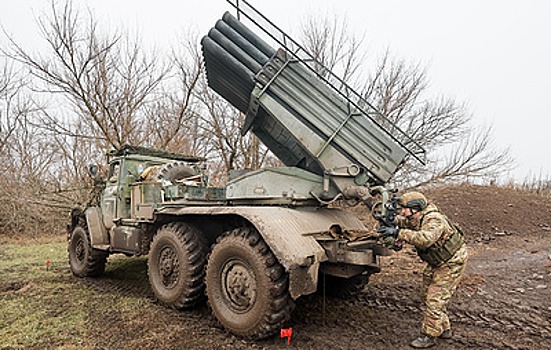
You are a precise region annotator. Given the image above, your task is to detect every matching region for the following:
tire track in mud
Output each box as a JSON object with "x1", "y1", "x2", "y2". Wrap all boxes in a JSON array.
[
  {"x1": 352, "y1": 298, "x2": 539, "y2": 349},
  {"x1": 355, "y1": 286, "x2": 551, "y2": 344},
  {"x1": 72, "y1": 268, "x2": 550, "y2": 349},
  {"x1": 76, "y1": 276, "x2": 551, "y2": 336},
  {"x1": 450, "y1": 334, "x2": 529, "y2": 350},
  {"x1": 74, "y1": 256, "x2": 155, "y2": 298},
  {"x1": 294, "y1": 298, "x2": 522, "y2": 350},
  {"x1": 77, "y1": 275, "x2": 153, "y2": 299}
]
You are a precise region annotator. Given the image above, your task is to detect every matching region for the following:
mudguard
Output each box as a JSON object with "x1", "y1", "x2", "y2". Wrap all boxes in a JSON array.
[{"x1": 85, "y1": 206, "x2": 110, "y2": 250}]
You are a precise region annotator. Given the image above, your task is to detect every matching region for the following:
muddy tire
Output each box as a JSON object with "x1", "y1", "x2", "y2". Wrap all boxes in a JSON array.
[
  {"x1": 206, "y1": 227, "x2": 294, "y2": 339},
  {"x1": 148, "y1": 222, "x2": 207, "y2": 309},
  {"x1": 318, "y1": 272, "x2": 371, "y2": 298},
  {"x1": 152, "y1": 161, "x2": 198, "y2": 183},
  {"x1": 68, "y1": 225, "x2": 108, "y2": 277}
]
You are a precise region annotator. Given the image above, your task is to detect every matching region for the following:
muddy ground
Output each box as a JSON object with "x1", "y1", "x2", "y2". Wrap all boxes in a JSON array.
[{"x1": 3, "y1": 184, "x2": 551, "y2": 349}]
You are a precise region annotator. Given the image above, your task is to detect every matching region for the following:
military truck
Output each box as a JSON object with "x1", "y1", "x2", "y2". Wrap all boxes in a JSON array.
[{"x1": 67, "y1": 0, "x2": 425, "y2": 339}]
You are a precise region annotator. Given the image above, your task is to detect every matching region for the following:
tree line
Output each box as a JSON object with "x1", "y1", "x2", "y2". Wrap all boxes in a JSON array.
[{"x1": 0, "y1": 1, "x2": 511, "y2": 237}]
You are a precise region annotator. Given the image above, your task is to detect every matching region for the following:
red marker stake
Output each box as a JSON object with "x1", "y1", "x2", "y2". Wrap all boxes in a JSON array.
[
  {"x1": 46, "y1": 259, "x2": 51, "y2": 271},
  {"x1": 280, "y1": 327, "x2": 292, "y2": 345}
]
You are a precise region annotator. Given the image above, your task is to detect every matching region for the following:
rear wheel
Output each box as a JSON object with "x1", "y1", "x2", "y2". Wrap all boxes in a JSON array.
[
  {"x1": 148, "y1": 222, "x2": 207, "y2": 309},
  {"x1": 68, "y1": 225, "x2": 108, "y2": 277},
  {"x1": 206, "y1": 227, "x2": 294, "y2": 339}
]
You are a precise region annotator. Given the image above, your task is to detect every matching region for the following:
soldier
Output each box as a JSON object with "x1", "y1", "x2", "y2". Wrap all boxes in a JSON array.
[{"x1": 377, "y1": 191, "x2": 468, "y2": 348}]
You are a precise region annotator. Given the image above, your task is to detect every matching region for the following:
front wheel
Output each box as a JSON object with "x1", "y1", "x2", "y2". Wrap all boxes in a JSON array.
[
  {"x1": 68, "y1": 225, "x2": 108, "y2": 277},
  {"x1": 206, "y1": 227, "x2": 294, "y2": 339},
  {"x1": 148, "y1": 222, "x2": 207, "y2": 309}
]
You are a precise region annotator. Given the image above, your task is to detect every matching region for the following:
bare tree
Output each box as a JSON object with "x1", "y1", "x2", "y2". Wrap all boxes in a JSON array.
[
  {"x1": 300, "y1": 13, "x2": 365, "y2": 87},
  {"x1": 300, "y1": 13, "x2": 512, "y2": 188},
  {"x1": 195, "y1": 82, "x2": 266, "y2": 172},
  {"x1": 3, "y1": 0, "x2": 168, "y2": 150},
  {"x1": 403, "y1": 125, "x2": 512, "y2": 188},
  {"x1": 0, "y1": 56, "x2": 71, "y2": 237},
  {"x1": 144, "y1": 33, "x2": 205, "y2": 155},
  {"x1": 0, "y1": 0, "x2": 176, "y2": 237},
  {"x1": 0, "y1": 59, "x2": 34, "y2": 153}
]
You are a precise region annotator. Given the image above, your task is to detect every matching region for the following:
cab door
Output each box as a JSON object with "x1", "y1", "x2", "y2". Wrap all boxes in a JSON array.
[{"x1": 101, "y1": 161, "x2": 120, "y2": 229}]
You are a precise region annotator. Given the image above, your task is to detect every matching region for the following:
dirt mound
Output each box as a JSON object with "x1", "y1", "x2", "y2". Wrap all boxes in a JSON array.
[
  {"x1": 424, "y1": 184, "x2": 551, "y2": 237},
  {"x1": 351, "y1": 183, "x2": 551, "y2": 242}
]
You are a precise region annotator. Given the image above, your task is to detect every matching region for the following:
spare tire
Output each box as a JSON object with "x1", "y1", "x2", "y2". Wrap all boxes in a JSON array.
[{"x1": 151, "y1": 161, "x2": 199, "y2": 183}]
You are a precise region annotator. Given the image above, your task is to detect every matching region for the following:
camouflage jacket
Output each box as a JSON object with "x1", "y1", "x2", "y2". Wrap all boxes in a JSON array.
[{"x1": 396, "y1": 203, "x2": 456, "y2": 250}]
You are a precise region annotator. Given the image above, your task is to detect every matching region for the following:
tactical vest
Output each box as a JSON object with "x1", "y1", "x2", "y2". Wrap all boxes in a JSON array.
[{"x1": 416, "y1": 211, "x2": 464, "y2": 267}]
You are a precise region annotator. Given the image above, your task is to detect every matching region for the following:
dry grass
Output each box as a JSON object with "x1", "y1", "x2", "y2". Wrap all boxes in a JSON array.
[{"x1": 0, "y1": 242, "x2": 150, "y2": 349}]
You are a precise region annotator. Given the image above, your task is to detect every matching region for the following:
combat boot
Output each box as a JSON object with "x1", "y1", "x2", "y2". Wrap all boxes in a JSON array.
[
  {"x1": 410, "y1": 334, "x2": 436, "y2": 348},
  {"x1": 439, "y1": 329, "x2": 452, "y2": 339}
]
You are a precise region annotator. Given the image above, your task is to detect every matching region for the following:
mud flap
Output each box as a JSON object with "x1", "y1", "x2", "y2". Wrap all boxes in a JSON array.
[
  {"x1": 85, "y1": 207, "x2": 109, "y2": 249},
  {"x1": 287, "y1": 263, "x2": 320, "y2": 298}
]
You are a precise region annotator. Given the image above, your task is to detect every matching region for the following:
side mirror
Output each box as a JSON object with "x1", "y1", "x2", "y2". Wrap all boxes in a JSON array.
[{"x1": 88, "y1": 164, "x2": 99, "y2": 177}]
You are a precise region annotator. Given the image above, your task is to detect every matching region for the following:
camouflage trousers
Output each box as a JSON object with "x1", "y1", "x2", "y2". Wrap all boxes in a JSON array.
[{"x1": 420, "y1": 244, "x2": 468, "y2": 337}]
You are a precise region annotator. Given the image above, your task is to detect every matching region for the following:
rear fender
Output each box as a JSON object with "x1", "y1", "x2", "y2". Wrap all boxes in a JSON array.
[{"x1": 156, "y1": 206, "x2": 370, "y2": 299}]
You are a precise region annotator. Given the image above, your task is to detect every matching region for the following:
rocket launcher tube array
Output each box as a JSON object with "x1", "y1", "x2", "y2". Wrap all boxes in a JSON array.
[{"x1": 202, "y1": 12, "x2": 408, "y2": 185}]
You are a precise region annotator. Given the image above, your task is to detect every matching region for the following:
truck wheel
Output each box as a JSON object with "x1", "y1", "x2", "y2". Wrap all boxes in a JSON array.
[
  {"x1": 152, "y1": 161, "x2": 198, "y2": 183},
  {"x1": 68, "y1": 225, "x2": 108, "y2": 277},
  {"x1": 148, "y1": 222, "x2": 207, "y2": 309},
  {"x1": 318, "y1": 272, "x2": 371, "y2": 298},
  {"x1": 206, "y1": 227, "x2": 293, "y2": 339}
]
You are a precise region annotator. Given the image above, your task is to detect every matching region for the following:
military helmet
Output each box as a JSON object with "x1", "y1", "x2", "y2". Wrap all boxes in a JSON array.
[{"x1": 399, "y1": 191, "x2": 427, "y2": 211}]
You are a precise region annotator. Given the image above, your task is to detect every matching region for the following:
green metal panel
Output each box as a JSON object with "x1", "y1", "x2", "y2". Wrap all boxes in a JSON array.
[
  {"x1": 226, "y1": 167, "x2": 338, "y2": 201},
  {"x1": 164, "y1": 184, "x2": 226, "y2": 201},
  {"x1": 202, "y1": 12, "x2": 418, "y2": 185}
]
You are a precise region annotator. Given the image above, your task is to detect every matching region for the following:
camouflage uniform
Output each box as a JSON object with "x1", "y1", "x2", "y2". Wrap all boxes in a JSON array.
[{"x1": 396, "y1": 203, "x2": 468, "y2": 338}]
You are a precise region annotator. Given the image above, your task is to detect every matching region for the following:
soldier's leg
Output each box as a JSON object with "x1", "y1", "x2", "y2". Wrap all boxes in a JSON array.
[
  {"x1": 420, "y1": 264, "x2": 433, "y2": 303},
  {"x1": 421, "y1": 261, "x2": 466, "y2": 337}
]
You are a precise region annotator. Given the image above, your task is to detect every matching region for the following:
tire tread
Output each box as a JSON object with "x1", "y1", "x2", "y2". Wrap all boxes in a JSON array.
[{"x1": 206, "y1": 227, "x2": 294, "y2": 339}]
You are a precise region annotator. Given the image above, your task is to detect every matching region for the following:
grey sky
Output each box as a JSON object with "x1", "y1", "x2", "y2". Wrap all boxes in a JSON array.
[{"x1": 2, "y1": 0, "x2": 550, "y2": 181}]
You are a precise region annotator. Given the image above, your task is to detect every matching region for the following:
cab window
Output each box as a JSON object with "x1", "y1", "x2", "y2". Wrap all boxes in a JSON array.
[{"x1": 108, "y1": 162, "x2": 120, "y2": 183}]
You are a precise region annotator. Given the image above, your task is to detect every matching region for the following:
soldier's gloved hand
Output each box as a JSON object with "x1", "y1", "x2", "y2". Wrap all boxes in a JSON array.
[{"x1": 377, "y1": 226, "x2": 399, "y2": 239}]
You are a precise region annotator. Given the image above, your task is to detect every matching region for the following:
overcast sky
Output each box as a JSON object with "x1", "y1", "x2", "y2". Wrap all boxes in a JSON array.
[{"x1": 1, "y1": 0, "x2": 550, "y2": 181}]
